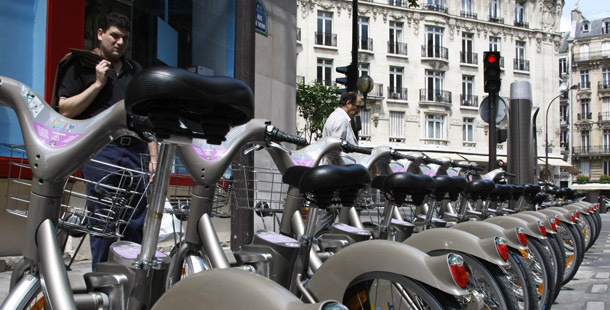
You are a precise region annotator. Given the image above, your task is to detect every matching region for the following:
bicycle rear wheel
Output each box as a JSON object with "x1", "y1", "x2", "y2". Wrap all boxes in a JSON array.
[
  {"x1": 343, "y1": 271, "x2": 457, "y2": 310},
  {"x1": 556, "y1": 223, "x2": 584, "y2": 285}
]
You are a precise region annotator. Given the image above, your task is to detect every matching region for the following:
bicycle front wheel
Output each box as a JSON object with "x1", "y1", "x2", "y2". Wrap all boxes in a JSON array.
[{"x1": 343, "y1": 271, "x2": 457, "y2": 310}]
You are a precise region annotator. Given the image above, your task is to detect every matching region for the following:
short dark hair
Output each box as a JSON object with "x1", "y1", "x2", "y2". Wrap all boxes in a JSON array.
[
  {"x1": 339, "y1": 91, "x2": 359, "y2": 107},
  {"x1": 99, "y1": 13, "x2": 130, "y2": 33}
]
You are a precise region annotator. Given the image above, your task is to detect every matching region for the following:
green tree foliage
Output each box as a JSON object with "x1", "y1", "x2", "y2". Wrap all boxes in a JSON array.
[{"x1": 296, "y1": 82, "x2": 339, "y2": 143}]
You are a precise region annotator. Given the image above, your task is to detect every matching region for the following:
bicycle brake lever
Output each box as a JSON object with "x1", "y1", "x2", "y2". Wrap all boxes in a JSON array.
[
  {"x1": 268, "y1": 141, "x2": 292, "y2": 156},
  {"x1": 243, "y1": 144, "x2": 264, "y2": 155}
]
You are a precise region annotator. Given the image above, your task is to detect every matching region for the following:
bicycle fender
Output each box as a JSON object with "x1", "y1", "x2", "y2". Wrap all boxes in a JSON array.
[
  {"x1": 485, "y1": 216, "x2": 546, "y2": 239},
  {"x1": 451, "y1": 221, "x2": 527, "y2": 250},
  {"x1": 510, "y1": 213, "x2": 558, "y2": 236},
  {"x1": 153, "y1": 269, "x2": 329, "y2": 310},
  {"x1": 537, "y1": 208, "x2": 577, "y2": 226},
  {"x1": 404, "y1": 228, "x2": 508, "y2": 266},
  {"x1": 307, "y1": 240, "x2": 469, "y2": 300}
]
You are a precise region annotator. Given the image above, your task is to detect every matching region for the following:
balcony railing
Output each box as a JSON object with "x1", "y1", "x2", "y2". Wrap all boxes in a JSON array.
[
  {"x1": 599, "y1": 81, "x2": 610, "y2": 90},
  {"x1": 315, "y1": 31, "x2": 337, "y2": 47},
  {"x1": 387, "y1": 87, "x2": 408, "y2": 100},
  {"x1": 577, "y1": 112, "x2": 592, "y2": 120},
  {"x1": 419, "y1": 89, "x2": 452, "y2": 104},
  {"x1": 296, "y1": 75, "x2": 305, "y2": 85},
  {"x1": 359, "y1": 37, "x2": 373, "y2": 51},
  {"x1": 387, "y1": 0, "x2": 409, "y2": 7},
  {"x1": 421, "y1": 45, "x2": 449, "y2": 60},
  {"x1": 460, "y1": 11, "x2": 477, "y2": 19},
  {"x1": 460, "y1": 94, "x2": 479, "y2": 107},
  {"x1": 460, "y1": 51, "x2": 478, "y2": 65},
  {"x1": 388, "y1": 41, "x2": 408, "y2": 55},
  {"x1": 580, "y1": 82, "x2": 591, "y2": 89},
  {"x1": 422, "y1": 3, "x2": 448, "y2": 13},
  {"x1": 573, "y1": 50, "x2": 610, "y2": 62},
  {"x1": 488, "y1": 15, "x2": 504, "y2": 24},
  {"x1": 514, "y1": 58, "x2": 530, "y2": 71},
  {"x1": 573, "y1": 145, "x2": 610, "y2": 156},
  {"x1": 599, "y1": 112, "x2": 610, "y2": 121},
  {"x1": 368, "y1": 83, "x2": 384, "y2": 97},
  {"x1": 514, "y1": 20, "x2": 529, "y2": 28}
]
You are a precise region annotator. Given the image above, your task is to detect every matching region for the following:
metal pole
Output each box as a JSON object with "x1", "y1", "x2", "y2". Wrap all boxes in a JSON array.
[
  {"x1": 349, "y1": 0, "x2": 358, "y2": 92},
  {"x1": 545, "y1": 93, "x2": 563, "y2": 183},
  {"x1": 488, "y1": 92, "x2": 497, "y2": 170}
]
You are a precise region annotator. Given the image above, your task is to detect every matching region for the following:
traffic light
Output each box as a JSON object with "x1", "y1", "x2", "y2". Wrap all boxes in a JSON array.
[
  {"x1": 484, "y1": 51, "x2": 501, "y2": 93},
  {"x1": 336, "y1": 64, "x2": 358, "y2": 93},
  {"x1": 496, "y1": 128, "x2": 507, "y2": 143}
]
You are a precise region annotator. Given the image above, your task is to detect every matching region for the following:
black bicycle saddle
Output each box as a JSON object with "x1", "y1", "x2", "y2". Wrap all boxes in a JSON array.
[
  {"x1": 510, "y1": 185, "x2": 525, "y2": 200},
  {"x1": 125, "y1": 66, "x2": 254, "y2": 144},
  {"x1": 489, "y1": 184, "x2": 513, "y2": 202},
  {"x1": 283, "y1": 164, "x2": 370, "y2": 194},
  {"x1": 464, "y1": 179, "x2": 495, "y2": 201},
  {"x1": 372, "y1": 173, "x2": 434, "y2": 205},
  {"x1": 433, "y1": 175, "x2": 468, "y2": 201}
]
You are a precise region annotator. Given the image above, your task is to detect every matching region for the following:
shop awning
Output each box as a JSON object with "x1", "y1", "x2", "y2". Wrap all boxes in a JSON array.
[
  {"x1": 538, "y1": 157, "x2": 581, "y2": 174},
  {"x1": 571, "y1": 183, "x2": 610, "y2": 191}
]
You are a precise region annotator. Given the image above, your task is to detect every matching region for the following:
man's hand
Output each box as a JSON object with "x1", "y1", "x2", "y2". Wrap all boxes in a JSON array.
[{"x1": 95, "y1": 59, "x2": 111, "y2": 87}]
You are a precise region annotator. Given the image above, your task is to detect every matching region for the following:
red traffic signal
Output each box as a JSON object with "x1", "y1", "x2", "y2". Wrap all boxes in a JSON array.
[
  {"x1": 484, "y1": 51, "x2": 501, "y2": 93},
  {"x1": 486, "y1": 53, "x2": 497, "y2": 63}
]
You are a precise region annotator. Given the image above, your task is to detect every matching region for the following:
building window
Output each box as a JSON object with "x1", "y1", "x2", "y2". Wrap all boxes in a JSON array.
[
  {"x1": 316, "y1": 58, "x2": 333, "y2": 86},
  {"x1": 580, "y1": 70, "x2": 590, "y2": 88},
  {"x1": 515, "y1": 40, "x2": 527, "y2": 70},
  {"x1": 604, "y1": 130, "x2": 610, "y2": 152},
  {"x1": 559, "y1": 58, "x2": 568, "y2": 77},
  {"x1": 602, "y1": 68, "x2": 610, "y2": 88},
  {"x1": 463, "y1": 118, "x2": 474, "y2": 142},
  {"x1": 581, "y1": 21, "x2": 590, "y2": 33},
  {"x1": 489, "y1": 36, "x2": 500, "y2": 52},
  {"x1": 581, "y1": 161, "x2": 590, "y2": 177},
  {"x1": 604, "y1": 41, "x2": 610, "y2": 57},
  {"x1": 461, "y1": 0, "x2": 476, "y2": 18},
  {"x1": 389, "y1": 111, "x2": 405, "y2": 138},
  {"x1": 580, "y1": 99, "x2": 590, "y2": 119},
  {"x1": 426, "y1": 114, "x2": 446, "y2": 139},
  {"x1": 560, "y1": 130, "x2": 569, "y2": 150},
  {"x1": 425, "y1": 70, "x2": 444, "y2": 101},
  {"x1": 461, "y1": 33, "x2": 475, "y2": 64},
  {"x1": 359, "y1": 17, "x2": 371, "y2": 51},
  {"x1": 388, "y1": 21, "x2": 406, "y2": 55},
  {"x1": 560, "y1": 104, "x2": 569, "y2": 123},
  {"x1": 580, "y1": 43, "x2": 590, "y2": 61},
  {"x1": 316, "y1": 11, "x2": 334, "y2": 46},
  {"x1": 424, "y1": 26, "x2": 444, "y2": 58},
  {"x1": 360, "y1": 109, "x2": 371, "y2": 137},
  {"x1": 581, "y1": 131, "x2": 590, "y2": 153},
  {"x1": 604, "y1": 162, "x2": 610, "y2": 176},
  {"x1": 514, "y1": 3, "x2": 526, "y2": 26},
  {"x1": 462, "y1": 75, "x2": 474, "y2": 105},
  {"x1": 489, "y1": 0, "x2": 500, "y2": 18},
  {"x1": 604, "y1": 98, "x2": 610, "y2": 119},
  {"x1": 359, "y1": 63, "x2": 370, "y2": 77},
  {"x1": 603, "y1": 21, "x2": 610, "y2": 34},
  {"x1": 389, "y1": 66, "x2": 405, "y2": 99}
]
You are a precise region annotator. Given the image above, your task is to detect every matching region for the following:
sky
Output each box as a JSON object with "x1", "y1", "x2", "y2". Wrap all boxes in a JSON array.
[{"x1": 560, "y1": 0, "x2": 610, "y2": 32}]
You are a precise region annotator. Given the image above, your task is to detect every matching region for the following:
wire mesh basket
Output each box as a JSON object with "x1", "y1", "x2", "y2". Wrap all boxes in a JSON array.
[
  {"x1": 4, "y1": 144, "x2": 152, "y2": 239},
  {"x1": 163, "y1": 162, "x2": 289, "y2": 221}
]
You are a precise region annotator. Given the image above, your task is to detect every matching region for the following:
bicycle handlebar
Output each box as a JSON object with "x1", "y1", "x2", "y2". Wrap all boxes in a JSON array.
[
  {"x1": 390, "y1": 150, "x2": 416, "y2": 161},
  {"x1": 451, "y1": 161, "x2": 485, "y2": 171},
  {"x1": 341, "y1": 140, "x2": 372, "y2": 155},
  {"x1": 266, "y1": 126, "x2": 308, "y2": 146},
  {"x1": 423, "y1": 155, "x2": 443, "y2": 166}
]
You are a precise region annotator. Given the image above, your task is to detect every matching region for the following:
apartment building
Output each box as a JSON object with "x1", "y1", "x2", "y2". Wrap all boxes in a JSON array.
[
  {"x1": 568, "y1": 11, "x2": 610, "y2": 180},
  {"x1": 296, "y1": 0, "x2": 564, "y2": 169}
]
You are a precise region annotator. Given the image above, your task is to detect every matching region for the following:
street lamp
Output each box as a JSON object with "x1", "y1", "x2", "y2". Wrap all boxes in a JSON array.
[{"x1": 545, "y1": 83, "x2": 580, "y2": 183}]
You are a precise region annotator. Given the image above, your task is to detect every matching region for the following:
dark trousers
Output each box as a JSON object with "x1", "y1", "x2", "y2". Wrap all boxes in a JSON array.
[{"x1": 81, "y1": 142, "x2": 149, "y2": 270}]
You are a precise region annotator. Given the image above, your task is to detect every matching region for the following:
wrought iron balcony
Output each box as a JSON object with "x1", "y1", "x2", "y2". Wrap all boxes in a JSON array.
[
  {"x1": 514, "y1": 58, "x2": 530, "y2": 71},
  {"x1": 599, "y1": 112, "x2": 610, "y2": 121},
  {"x1": 422, "y1": 3, "x2": 448, "y2": 13},
  {"x1": 421, "y1": 45, "x2": 449, "y2": 60},
  {"x1": 419, "y1": 89, "x2": 452, "y2": 104},
  {"x1": 368, "y1": 83, "x2": 384, "y2": 97},
  {"x1": 460, "y1": 51, "x2": 478, "y2": 65},
  {"x1": 387, "y1": 0, "x2": 409, "y2": 7},
  {"x1": 359, "y1": 37, "x2": 373, "y2": 51},
  {"x1": 488, "y1": 15, "x2": 504, "y2": 24},
  {"x1": 388, "y1": 41, "x2": 408, "y2": 56},
  {"x1": 460, "y1": 11, "x2": 477, "y2": 19},
  {"x1": 296, "y1": 75, "x2": 305, "y2": 85},
  {"x1": 577, "y1": 112, "x2": 592, "y2": 120},
  {"x1": 315, "y1": 31, "x2": 337, "y2": 47},
  {"x1": 573, "y1": 50, "x2": 610, "y2": 62},
  {"x1": 460, "y1": 94, "x2": 478, "y2": 107},
  {"x1": 599, "y1": 81, "x2": 610, "y2": 91},
  {"x1": 573, "y1": 145, "x2": 610, "y2": 156},
  {"x1": 387, "y1": 87, "x2": 408, "y2": 100},
  {"x1": 514, "y1": 21, "x2": 529, "y2": 28}
]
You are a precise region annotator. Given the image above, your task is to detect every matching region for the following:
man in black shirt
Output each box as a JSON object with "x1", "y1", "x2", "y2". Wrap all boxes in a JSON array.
[{"x1": 58, "y1": 13, "x2": 158, "y2": 270}]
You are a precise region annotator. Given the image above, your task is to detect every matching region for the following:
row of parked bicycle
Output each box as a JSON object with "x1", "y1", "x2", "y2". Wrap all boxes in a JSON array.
[{"x1": 0, "y1": 67, "x2": 601, "y2": 310}]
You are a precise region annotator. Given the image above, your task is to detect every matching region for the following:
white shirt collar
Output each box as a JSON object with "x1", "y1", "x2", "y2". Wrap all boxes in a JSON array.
[{"x1": 336, "y1": 107, "x2": 351, "y2": 122}]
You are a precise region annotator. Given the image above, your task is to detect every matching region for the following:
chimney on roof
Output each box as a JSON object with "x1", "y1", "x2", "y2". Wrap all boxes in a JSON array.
[{"x1": 571, "y1": 9, "x2": 583, "y2": 34}]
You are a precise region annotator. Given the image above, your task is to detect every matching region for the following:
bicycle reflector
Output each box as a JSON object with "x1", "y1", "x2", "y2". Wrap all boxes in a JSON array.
[
  {"x1": 537, "y1": 220, "x2": 547, "y2": 236},
  {"x1": 495, "y1": 237, "x2": 509, "y2": 261},
  {"x1": 515, "y1": 227, "x2": 527, "y2": 246},
  {"x1": 484, "y1": 51, "x2": 502, "y2": 93},
  {"x1": 570, "y1": 211, "x2": 577, "y2": 223},
  {"x1": 549, "y1": 219, "x2": 557, "y2": 232},
  {"x1": 448, "y1": 254, "x2": 469, "y2": 288},
  {"x1": 554, "y1": 215, "x2": 561, "y2": 226},
  {"x1": 575, "y1": 211, "x2": 580, "y2": 219}
]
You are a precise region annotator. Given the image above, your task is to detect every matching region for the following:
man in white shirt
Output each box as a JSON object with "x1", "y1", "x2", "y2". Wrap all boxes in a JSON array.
[{"x1": 316, "y1": 91, "x2": 362, "y2": 234}]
